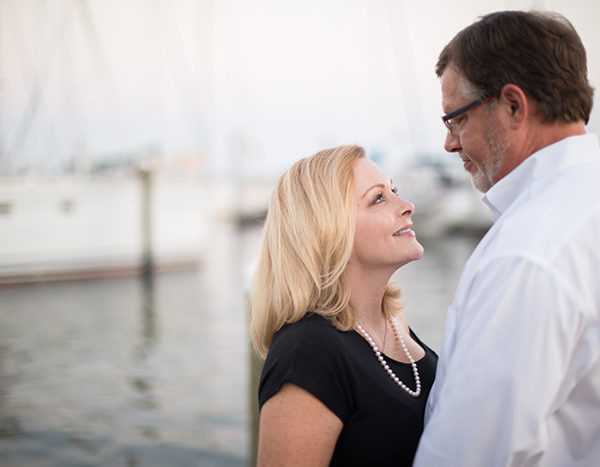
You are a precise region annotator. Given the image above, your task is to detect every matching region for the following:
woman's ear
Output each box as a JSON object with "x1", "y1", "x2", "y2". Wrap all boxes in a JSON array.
[{"x1": 498, "y1": 84, "x2": 529, "y2": 129}]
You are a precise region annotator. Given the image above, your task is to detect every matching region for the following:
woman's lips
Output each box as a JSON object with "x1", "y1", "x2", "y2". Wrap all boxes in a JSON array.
[{"x1": 393, "y1": 226, "x2": 415, "y2": 237}]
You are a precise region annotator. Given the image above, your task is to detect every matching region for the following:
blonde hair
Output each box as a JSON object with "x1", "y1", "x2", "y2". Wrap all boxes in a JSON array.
[{"x1": 249, "y1": 145, "x2": 403, "y2": 358}]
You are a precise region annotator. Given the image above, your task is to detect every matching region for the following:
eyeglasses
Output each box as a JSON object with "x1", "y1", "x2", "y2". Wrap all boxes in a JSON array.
[{"x1": 442, "y1": 96, "x2": 492, "y2": 135}]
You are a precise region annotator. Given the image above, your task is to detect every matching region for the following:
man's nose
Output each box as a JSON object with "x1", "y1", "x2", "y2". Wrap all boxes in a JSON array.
[{"x1": 444, "y1": 131, "x2": 461, "y2": 153}]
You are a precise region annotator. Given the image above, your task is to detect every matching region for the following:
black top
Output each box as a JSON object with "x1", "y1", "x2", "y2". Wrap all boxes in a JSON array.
[{"x1": 258, "y1": 313, "x2": 438, "y2": 466}]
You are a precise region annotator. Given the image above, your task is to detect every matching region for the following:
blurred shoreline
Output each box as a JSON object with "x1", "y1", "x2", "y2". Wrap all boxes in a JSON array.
[{"x1": 0, "y1": 159, "x2": 491, "y2": 286}]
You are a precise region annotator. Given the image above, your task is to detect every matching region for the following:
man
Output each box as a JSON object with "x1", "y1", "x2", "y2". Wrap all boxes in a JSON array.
[{"x1": 413, "y1": 10, "x2": 600, "y2": 467}]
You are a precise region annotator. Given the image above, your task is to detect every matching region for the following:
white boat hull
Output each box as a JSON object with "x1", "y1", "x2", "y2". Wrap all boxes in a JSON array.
[{"x1": 0, "y1": 175, "x2": 209, "y2": 284}]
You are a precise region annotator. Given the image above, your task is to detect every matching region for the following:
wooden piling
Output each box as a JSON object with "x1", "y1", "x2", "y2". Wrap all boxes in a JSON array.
[
  {"x1": 139, "y1": 166, "x2": 154, "y2": 276},
  {"x1": 249, "y1": 343, "x2": 264, "y2": 466}
]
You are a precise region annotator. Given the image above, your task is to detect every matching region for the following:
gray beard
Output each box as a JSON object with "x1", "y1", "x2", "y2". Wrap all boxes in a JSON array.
[{"x1": 471, "y1": 125, "x2": 508, "y2": 193}]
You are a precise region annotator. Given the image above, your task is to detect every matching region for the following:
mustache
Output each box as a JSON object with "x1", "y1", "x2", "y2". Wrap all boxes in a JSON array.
[{"x1": 459, "y1": 151, "x2": 471, "y2": 162}]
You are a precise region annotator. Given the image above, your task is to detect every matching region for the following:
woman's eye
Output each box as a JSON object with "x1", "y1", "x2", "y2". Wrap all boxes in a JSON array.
[
  {"x1": 391, "y1": 186, "x2": 399, "y2": 196},
  {"x1": 372, "y1": 193, "x2": 384, "y2": 205}
]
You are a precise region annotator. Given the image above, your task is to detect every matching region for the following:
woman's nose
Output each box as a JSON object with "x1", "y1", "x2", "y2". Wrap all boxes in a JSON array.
[{"x1": 396, "y1": 196, "x2": 414, "y2": 217}]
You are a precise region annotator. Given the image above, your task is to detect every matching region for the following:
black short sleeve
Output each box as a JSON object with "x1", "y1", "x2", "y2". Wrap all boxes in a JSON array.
[{"x1": 258, "y1": 313, "x2": 356, "y2": 421}]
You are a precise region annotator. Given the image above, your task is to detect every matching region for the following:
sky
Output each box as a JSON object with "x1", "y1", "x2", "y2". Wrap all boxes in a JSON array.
[{"x1": 1, "y1": 0, "x2": 599, "y2": 179}]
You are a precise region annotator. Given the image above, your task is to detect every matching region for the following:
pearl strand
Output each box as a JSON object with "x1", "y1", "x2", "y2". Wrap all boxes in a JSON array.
[{"x1": 356, "y1": 317, "x2": 421, "y2": 398}]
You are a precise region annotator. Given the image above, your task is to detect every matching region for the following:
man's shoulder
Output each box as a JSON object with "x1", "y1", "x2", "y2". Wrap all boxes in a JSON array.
[{"x1": 484, "y1": 166, "x2": 600, "y2": 264}]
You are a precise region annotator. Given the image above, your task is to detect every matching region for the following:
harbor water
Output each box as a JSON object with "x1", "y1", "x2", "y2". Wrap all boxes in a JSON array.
[{"x1": 0, "y1": 220, "x2": 483, "y2": 466}]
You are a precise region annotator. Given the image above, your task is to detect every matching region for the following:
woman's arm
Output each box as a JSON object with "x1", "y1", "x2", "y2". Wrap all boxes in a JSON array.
[{"x1": 257, "y1": 382, "x2": 343, "y2": 466}]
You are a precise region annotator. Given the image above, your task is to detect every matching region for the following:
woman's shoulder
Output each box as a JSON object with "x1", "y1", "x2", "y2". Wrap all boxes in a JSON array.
[
  {"x1": 272, "y1": 313, "x2": 348, "y2": 350},
  {"x1": 279, "y1": 312, "x2": 338, "y2": 334},
  {"x1": 269, "y1": 313, "x2": 350, "y2": 358},
  {"x1": 259, "y1": 313, "x2": 357, "y2": 417}
]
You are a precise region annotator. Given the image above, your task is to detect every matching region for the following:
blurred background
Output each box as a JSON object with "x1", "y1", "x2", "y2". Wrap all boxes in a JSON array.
[{"x1": 0, "y1": 0, "x2": 598, "y2": 465}]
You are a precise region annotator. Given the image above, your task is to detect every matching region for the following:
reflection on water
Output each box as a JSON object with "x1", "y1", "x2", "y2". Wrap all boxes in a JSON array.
[{"x1": 0, "y1": 220, "x2": 482, "y2": 466}]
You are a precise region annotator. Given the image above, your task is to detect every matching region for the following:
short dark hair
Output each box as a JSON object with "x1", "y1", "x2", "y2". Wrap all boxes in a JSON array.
[{"x1": 436, "y1": 10, "x2": 594, "y2": 124}]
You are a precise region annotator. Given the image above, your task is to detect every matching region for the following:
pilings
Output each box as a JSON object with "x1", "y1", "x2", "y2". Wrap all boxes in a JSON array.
[
  {"x1": 139, "y1": 166, "x2": 154, "y2": 276},
  {"x1": 249, "y1": 345, "x2": 263, "y2": 466}
]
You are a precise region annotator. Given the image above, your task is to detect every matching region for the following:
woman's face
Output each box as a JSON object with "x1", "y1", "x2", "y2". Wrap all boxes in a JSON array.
[{"x1": 349, "y1": 158, "x2": 424, "y2": 272}]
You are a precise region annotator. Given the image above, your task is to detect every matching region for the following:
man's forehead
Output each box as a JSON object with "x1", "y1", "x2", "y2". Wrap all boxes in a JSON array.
[{"x1": 440, "y1": 66, "x2": 467, "y2": 110}]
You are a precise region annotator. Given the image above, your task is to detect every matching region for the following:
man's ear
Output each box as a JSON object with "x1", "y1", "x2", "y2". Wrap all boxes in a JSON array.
[{"x1": 498, "y1": 84, "x2": 529, "y2": 129}]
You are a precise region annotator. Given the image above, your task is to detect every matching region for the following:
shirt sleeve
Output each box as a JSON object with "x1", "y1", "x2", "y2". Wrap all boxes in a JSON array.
[
  {"x1": 258, "y1": 317, "x2": 355, "y2": 422},
  {"x1": 413, "y1": 256, "x2": 587, "y2": 467}
]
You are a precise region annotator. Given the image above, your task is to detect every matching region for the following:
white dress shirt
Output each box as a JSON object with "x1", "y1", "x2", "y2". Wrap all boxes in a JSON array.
[{"x1": 413, "y1": 134, "x2": 600, "y2": 467}]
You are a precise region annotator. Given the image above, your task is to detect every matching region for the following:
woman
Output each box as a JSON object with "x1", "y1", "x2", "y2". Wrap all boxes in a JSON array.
[{"x1": 249, "y1": 145, "x2": 437, "y2": 466}]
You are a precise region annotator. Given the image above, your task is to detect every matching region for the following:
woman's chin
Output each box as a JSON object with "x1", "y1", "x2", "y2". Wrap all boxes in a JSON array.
[{"x1": 411, "y1": 241, "x2": 425, "y2": 261}]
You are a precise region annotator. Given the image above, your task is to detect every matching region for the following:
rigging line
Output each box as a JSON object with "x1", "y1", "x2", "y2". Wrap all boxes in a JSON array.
[
  {"x1": 159, "y1": 0, "x2": 211, "y2": 149},
  {"x1": 74, "y1": 0, "x2": 125, "y2": 146},
  {"x1": 0, "y1": 1, "x2": 5, "y2": 173},
  {"x1": 382, "y1": 0, "x2": 428, "y2": 161},
  {"x1": 6, "y1": 0, "x2": 64, "y2": 170}
]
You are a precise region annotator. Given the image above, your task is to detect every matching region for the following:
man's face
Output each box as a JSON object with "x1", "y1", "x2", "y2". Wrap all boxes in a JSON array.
[{"x1": 440, "y1": 67, "x2": 509, "y2": 193}]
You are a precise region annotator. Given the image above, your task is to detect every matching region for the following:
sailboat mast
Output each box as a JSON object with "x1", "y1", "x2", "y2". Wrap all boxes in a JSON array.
[{"x1": 0, "y1": 2, "x2": 4, "y2": 174}]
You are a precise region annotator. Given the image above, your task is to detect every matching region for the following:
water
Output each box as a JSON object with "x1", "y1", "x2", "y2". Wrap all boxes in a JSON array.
[
  {"x1": 393, "y1": 233, "x2": 483, "y2": 349},
  {"x1": 0, "y1": 220, "x2": 482, "y2": 466}
]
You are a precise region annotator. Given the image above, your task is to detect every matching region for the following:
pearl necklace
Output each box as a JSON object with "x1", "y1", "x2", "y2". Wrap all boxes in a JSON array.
[{"x1": 356, "y1": 317, "x2": 421, "y2": 397}]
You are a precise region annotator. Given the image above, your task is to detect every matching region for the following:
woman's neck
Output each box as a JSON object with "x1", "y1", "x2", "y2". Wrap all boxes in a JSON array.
[{"x1": 346, "y1": 264, "x2": 393, "y2": 327}]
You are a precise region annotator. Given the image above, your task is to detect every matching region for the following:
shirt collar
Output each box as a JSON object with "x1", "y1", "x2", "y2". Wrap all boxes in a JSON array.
[{"x1": 482, "y1": 133, "x2": 600, "y2": 222}]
